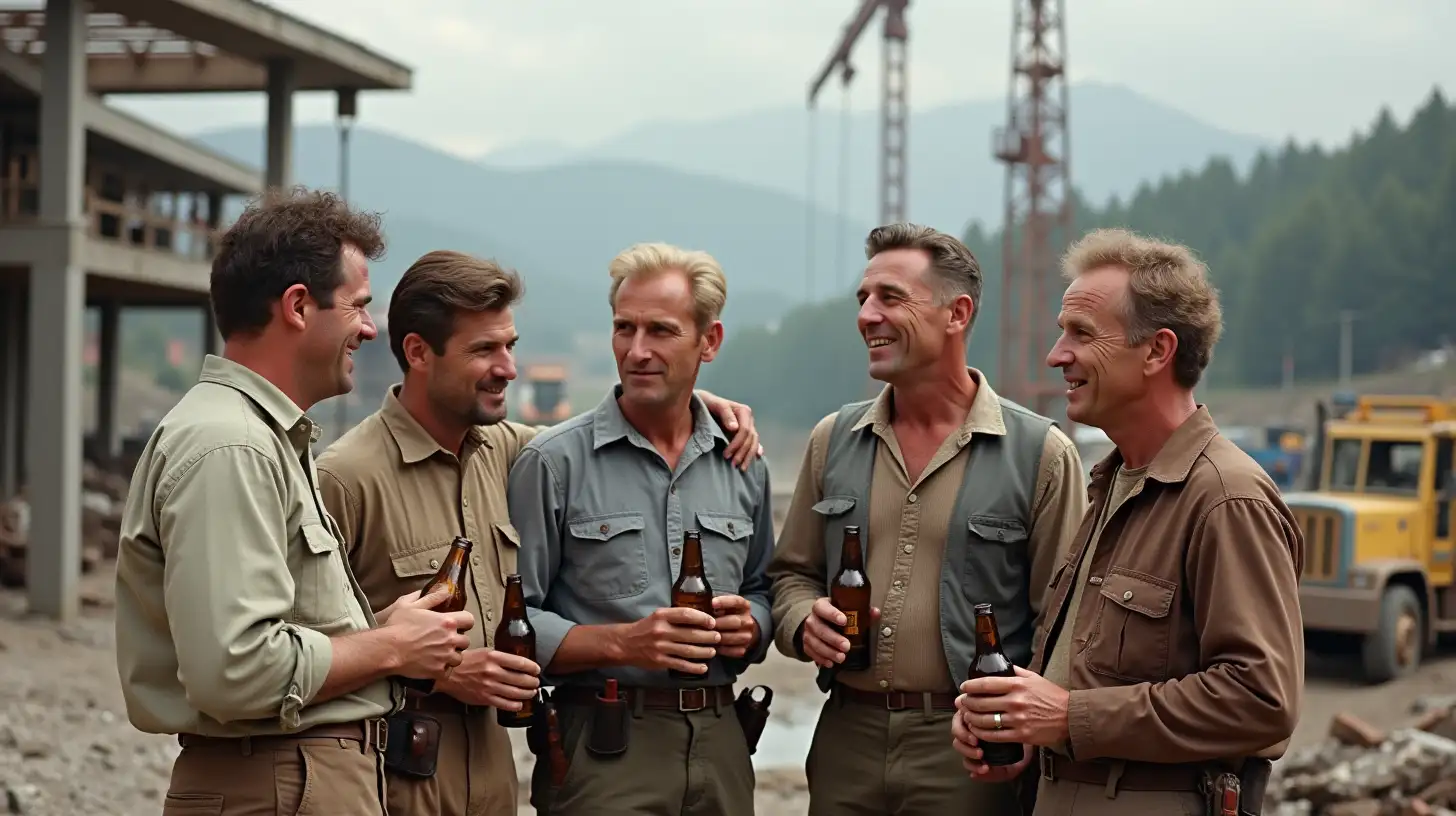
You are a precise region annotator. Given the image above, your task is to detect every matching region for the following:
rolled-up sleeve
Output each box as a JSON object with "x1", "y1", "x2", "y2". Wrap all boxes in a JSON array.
[
  {"x1": 724, "y1": 465, "x2": 776, "y2": 674},
  {"x1": 1067, "y1": 496, "x2": 1304, "y2": 762},
  {"x1": 156, "y1": 444, "x2": 333, "y2": 728},
  {"x1": 506, "y1": 446, "x2": 577, "y2": 671}
]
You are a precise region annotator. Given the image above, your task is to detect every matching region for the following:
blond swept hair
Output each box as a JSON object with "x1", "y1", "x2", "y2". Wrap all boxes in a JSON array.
[
  {"x1": 607, "y1": 242, "x2": 728, "y2": 331},
  {"x1": 1061, "y1": 228, "x2": 1223, "y2": 389}
]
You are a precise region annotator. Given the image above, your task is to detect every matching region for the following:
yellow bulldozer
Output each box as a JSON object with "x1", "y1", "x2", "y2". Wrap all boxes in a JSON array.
[{"x1": 517, "y1": 362, "x2": 572, "y2": 424}]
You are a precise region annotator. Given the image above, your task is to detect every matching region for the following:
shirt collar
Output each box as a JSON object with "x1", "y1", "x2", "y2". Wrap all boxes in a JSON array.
[
  {"x1": 590, "y1": 384, "x2": 727, "y2": 452},
  {"x1": 1087, "y1": 405, "x2": 1221, "y2": 488},
  {"x1": 379, "y1": 384, "x2": 491, "y2": 465},
  {"x1": 850, "y1": 367, "x2": 1008, "y2": 447},
  {"x1": 197, "y1": 354, "x2": 319, "y2": 447}
]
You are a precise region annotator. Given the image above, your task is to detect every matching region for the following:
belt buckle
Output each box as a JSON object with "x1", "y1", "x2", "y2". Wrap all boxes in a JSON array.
[
  {"x1": 884, "y1": 692, "x2": 909, "y2": 711},
  {"x1": 1039, "y1": 749, "x2": 1055, "y2": 781},
  {"x1": 370, "y1": 718, "x2": 388, "y2": 754},
  {"x1": 678, "y1": 687, "x2": 706, "y2": 713}
]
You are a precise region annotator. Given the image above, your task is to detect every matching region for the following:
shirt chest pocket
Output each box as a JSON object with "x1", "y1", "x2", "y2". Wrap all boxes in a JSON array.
[
  {"x1": 291, "y1": 522, "x2": 352, "y2": 626},
  {"x1": 1083, "y1": 567, "x2": 1177, "y2": 683},
  {"x1": 696, "y1": 511, "x2": 753, "y2": 594},
  {"x1": 565, "y1": 512, "x2": 649, "y2": 602}
]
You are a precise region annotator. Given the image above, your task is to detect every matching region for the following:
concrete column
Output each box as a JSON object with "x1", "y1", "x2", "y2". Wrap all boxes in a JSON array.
[
  {"x1": 265, "y1": 60, "x2": 297, "y2": 189},
  {"x1": 27, "y1": 0, "x2": 87, "y2": 621},
  {"x1": 95, "y1": 301, "x2": 121, "y2": 461},
  {"x1": 0, "y1": 289, "x2": 20, "y2": 498}
]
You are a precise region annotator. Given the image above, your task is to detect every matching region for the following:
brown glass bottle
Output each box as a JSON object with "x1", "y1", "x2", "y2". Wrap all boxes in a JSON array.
[
  {"x1": 669, "y1": 529, "x2": 715, "y2": 681},
  {"x1": 494, "y1": 573, "x2": 537, "y2": 728},
  {"x1": 830, "y1": 525, "x2": 872, "y2": 671},
  {"x1": 398, "y1": 537, "x2": 474, "y2": 695},
  {"x1": 967, "y1": 603, "x2": 1024, "y2": 767}
]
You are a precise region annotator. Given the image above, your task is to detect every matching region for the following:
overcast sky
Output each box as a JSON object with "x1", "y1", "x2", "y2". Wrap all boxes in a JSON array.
[{"x1": 111, "y1": 0, "x2": 1456, "y2": 160}]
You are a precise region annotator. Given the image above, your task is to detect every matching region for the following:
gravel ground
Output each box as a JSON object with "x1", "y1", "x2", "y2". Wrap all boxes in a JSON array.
[{"x1": 3, "y1": 563, "x2": 1454, "y2": 815}]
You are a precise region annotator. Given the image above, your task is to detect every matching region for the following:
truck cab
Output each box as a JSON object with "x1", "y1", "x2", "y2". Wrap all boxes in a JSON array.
[
  {"x1": 516, "y1": 363, "x2": 572, "y2": 424},
  {"x1": 1285, "y1": 394, "x2": 1456, "y2": 682}
]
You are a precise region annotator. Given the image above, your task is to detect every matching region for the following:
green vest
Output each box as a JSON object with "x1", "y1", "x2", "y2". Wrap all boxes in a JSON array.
[{"x1": 813, "y1": 396, "x2": 1054, "y2": 692}]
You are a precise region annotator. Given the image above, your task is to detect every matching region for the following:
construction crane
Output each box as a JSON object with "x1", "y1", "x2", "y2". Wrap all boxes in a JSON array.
[
  {"x1": 994, "y1": 0, "x2": 1072, "y2": 421},
  {"x1": 807, "y1": 0, "x2": 909, "y2": 227}
]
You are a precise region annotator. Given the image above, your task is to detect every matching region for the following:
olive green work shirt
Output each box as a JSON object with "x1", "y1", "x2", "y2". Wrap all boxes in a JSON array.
[
  {"x1": 315, "y1": 384, "x2": 540, "y2": 649},
  {"x1": 113, "y1": 355, "x2": 399, "y2": 738}
]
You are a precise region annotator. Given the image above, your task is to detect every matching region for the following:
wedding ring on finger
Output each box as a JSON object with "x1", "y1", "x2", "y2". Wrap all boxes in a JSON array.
[{"x1": 993, "y1": 712, "x2": 1004, "y2": 729}]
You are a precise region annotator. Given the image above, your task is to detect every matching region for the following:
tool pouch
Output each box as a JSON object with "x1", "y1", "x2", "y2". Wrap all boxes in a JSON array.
[
  {"x1": 382, "y1": 710, "x2": 442, "y2": 780},
  {"x1": 585, "y1": 682, "x2": 629, "y2": 758},
  {"x1": 733, "y1": 685, "x2": 773, "y2": 755},
  {"x1": 526, "y1": 689, "x2": 552, "y2": 756},
  {"x1": 1237, "y1": 759, "x2": 1272, "y2": 816},
  {"x1": 1202, "y1": 770, "x2": 1242, "y2": 816}
]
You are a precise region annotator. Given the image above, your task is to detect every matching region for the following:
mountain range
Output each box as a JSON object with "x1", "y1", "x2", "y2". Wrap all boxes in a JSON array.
[{"x1": 189, "y1": 81, "x2": 1269, "y2": 372}]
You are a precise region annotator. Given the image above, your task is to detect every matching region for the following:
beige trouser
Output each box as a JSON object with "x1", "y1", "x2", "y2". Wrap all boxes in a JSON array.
[
  {"x1": 162, "y1": 725, "x2": 388, "y2": 815},
  {"x1": 529, "y1": 691, "x2": 755, "y2": 815},
  {"x1": 1031, "y1": 777, "x2": 1204, "y2": 815},
  {"x1": 804, "y1": 690, "x2": 1025, "y2": 816},
  {"x1": 385, "y1": 695, "x2": 520, "y2": 816}
]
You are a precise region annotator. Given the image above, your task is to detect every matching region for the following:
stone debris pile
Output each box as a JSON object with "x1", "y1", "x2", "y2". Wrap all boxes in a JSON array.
[
  {"x1": 1268, "y1": 696, "x2": 1456, "y2": 816},
  {"x1": 0, "y1": 461, "x2": 130, "y2": 588}
]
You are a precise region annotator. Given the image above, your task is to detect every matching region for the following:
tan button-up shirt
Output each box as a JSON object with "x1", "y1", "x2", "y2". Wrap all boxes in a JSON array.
[
  {"x1": 114, "y1": 355, "x2": 396, "y2": 737},
  {"x1": 768, "y1": 371, "x2": 1089, "y2": 693},
  {"x1": 1030, "y1": 406, "x2": 1305, "y2": 765},
  {"x1": 315, "y1": 385, "x2": 539, "y2": 652}
]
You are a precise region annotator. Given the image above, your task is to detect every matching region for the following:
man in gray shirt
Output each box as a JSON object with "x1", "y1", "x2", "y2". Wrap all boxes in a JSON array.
[{"x1": 507, "y1": 242, "x2": 774, "y2": 815}]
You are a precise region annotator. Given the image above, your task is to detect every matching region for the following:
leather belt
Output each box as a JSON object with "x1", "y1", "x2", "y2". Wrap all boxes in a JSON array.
[
  {"x1": 834, "y1": 684, "x2": 958, "y2": 711},
  {"x1": 177, "y1": 719, "x2": 389, "y2": 755},
  {"x1": 1038, "y1": 749, "x2": 1205, "y2": 792},
  {"x1": 551, "y1": 683, "x2": 734, "y2": 712}
]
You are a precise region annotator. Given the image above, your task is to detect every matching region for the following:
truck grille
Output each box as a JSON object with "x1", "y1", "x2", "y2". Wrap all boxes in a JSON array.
[{"x1": 1294, "y1": 509, "x2": 1340, "y2": 580}]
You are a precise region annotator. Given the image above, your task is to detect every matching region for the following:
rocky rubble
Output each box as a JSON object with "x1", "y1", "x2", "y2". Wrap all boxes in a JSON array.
[
  {"x1": 1268, "y1": 697, "x2": 1456, "y2": 816},
  {"x1": 0, "y1": 461, "x2": 131, "y2": 588}
]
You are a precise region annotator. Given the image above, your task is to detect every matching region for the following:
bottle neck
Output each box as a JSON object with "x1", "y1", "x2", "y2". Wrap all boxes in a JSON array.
[
  {"x1": 973, "y1": 615, "x2": 1001, "y2": 653},
  {"x1": 681, "y1": 536, "x2": 705, "y2": 572},
  {"x1": 841, "y1": 535, "x2": 865, "y2": 569}
]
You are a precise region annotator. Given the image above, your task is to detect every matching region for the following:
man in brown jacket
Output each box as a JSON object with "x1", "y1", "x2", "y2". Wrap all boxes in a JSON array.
[{"x1": 952, "y1": 228, "x2": 1305, "y2": 815}]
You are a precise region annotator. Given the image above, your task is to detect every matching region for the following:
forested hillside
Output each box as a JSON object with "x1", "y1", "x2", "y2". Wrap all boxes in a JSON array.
[{"x1": 701, "y1": 89, "x2": 1456, "y2": 429}]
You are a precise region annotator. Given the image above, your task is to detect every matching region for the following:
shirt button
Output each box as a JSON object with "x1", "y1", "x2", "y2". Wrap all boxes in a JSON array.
[
  {"x1": 892, "y1": 580, "x2": 902, "y2": 588},
  {"x1": 472, "y1": 555, "x2": 481, "y2": 566},
  {"x1": 672, "y1": 547, "x2": 681, "y2": 556},
  {"x1": 907, "y1": 493, "x2": 917, "y2": 503},
  {"x1": 429, "y1": 559, "x2": 439, "y2": 569},
  {"x1": 1089, "y1": 576, "x2": 1103, "y2": 585},
  {"x1": 599, "y1": 524, "x2": 610, "y2": 535},
  {"x1": 903, "y1": 544, "x2": 914, "y2": 554},
  {"x1": 463, "y1": 498, "x2": 469, "y2": 507},
  {"x1": 881, "y1": 627, "x2": 893, "y2": 637},
  {"x1": 879, "y1": 680, "x2": 889, "y2": 688},
  {"x1": 486, "y1": 610, "x2": 493, "y2": 621},
  {"x1": 1123, "y1": 590, "x2": 1134, "y2": 601}
]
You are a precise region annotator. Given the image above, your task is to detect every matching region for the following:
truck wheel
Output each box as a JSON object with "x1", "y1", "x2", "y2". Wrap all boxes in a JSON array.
[{"x1": 1361, "y1": 584, "x2": 1423, "y2": 683}]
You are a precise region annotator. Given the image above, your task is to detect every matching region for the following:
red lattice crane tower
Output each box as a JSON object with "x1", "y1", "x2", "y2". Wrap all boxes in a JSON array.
[
  {"x1": 994, "y1": 0, "x2": 1072, "y2": 420},
  {"x1": 807, "y1": 0, "x2": 909, "y2": 225}
]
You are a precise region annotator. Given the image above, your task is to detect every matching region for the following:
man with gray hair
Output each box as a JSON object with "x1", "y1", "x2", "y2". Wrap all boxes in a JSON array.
[
  {"x1": 768, "y1": 222, "x2": 1089, "y2": 815},
  {"x1": 952, "y1": 228, "x2": 1304, "y2": 815},
  {"x1": 507, "y1": 242, "x2": 775, "y2": 814}
]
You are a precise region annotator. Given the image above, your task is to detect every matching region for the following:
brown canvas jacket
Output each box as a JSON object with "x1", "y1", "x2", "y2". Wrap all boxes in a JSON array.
[{"x1": 1030, "y1": 406, "x2": 1305, "y2": 765}]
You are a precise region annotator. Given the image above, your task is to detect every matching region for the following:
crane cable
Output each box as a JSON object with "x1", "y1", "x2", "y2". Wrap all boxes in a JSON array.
[
  {"x1": 836, "y1": 79, "x2": 851, "y2": 293},
  {"x1": 805, "y1": 104, "x2": 817, "y2": 303}
]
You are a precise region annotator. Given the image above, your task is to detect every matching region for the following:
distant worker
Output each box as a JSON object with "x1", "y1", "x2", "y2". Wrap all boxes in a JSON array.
[
  {"x1": 767, "y1": 223, "x2": 1088, "y2": 815},
  {"x1": 953, "y1": 228, "x2": 1305, "y2": 815},
  {"x1": 317, "y1": 249, "x2": 765, "y2": 816},
  {"x1": 112, "y1": 187, "x2": 474, "y2": 815},
  {"x1": 508, "y1": 242, "x2": 776, "y2": 815}
]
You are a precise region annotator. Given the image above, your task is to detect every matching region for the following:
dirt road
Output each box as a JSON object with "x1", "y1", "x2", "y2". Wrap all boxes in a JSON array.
[{"x1": 2, "y1": 564, "x2": 1451, "y2": 815}]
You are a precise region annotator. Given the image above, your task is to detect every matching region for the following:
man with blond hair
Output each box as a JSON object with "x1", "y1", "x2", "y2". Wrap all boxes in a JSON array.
[
  {"x1": 953, "y1": 228, "x2": 1304, "y2": 815},
  {"x1": 768, "y1": 222, "x2": 1088, "y2": 815},
  {"x1": 317, "y1": 248, "x2": 764, "y2": 816},
  {"x1": 508, "y1": 242, "x2": 775, "y2": 814}
]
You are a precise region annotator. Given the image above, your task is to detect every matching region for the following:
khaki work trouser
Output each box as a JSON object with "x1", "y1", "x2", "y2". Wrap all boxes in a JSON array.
[
  {"x1": 1031, "y1": 777, "x2": 1204, "y2": 815},
  {"x1": 803, "y1": 690, "x2": 1024, "y2": 816},
  {"x1": 529, "y1": 696, "x2": 755, "y2": 815},
  {"x1": 161, "y1": 728, "x2": 388, "y2": 815},
  {"x1": 384, "y1": 696, "x2": 518, "y2": 816}
]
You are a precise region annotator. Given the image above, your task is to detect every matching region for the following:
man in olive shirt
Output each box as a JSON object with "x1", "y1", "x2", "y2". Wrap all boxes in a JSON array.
[
  {"x1": 318, "y1": 249, "x2": 765, "y2": 815},
  {"x1": 767, "y1": 224, "x2": 1088, "y2": 816},
  {"x1": 508, "y1": 243, "x2": 775, "y2": 815},
  {"x1": 114, "y1": 188, "x2": 475, "y2": 815}
]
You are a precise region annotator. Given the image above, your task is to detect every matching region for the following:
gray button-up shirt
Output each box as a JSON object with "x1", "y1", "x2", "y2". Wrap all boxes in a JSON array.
[{"x1": 506, "y1": 386, "x2": 775, "y2": 689}]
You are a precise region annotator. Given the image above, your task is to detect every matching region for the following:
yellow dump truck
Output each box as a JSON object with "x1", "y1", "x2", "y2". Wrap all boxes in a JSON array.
[
  {"x1": 1285, "y1": 394, "x2": 1456, "y2": 682},
  {"x1": 517, "y1": 363, "x2": 572, "y2": 424}
]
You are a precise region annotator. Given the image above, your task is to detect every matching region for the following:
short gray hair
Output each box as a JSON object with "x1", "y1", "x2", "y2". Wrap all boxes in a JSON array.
[{"x1": 865, "y1": 222, "x2": 983, "y2": 325}]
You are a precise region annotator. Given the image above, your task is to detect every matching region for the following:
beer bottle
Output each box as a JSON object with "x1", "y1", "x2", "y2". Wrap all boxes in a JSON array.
[
  {"x1": 829, "y1": 525, "x2": 872, "y2": 671},
  {"x1": 398, "y1": 536, "x2": 473, "y2": 695},
  {"x1": 494, "y1": 573, "x2": 537, "y2": 728},
  {"x1": 967, "y1": 603, "x2": 1024, "y2": 767},
  {"x1": 669, "y1": 529, "x2": 715, "y2": 681}
]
